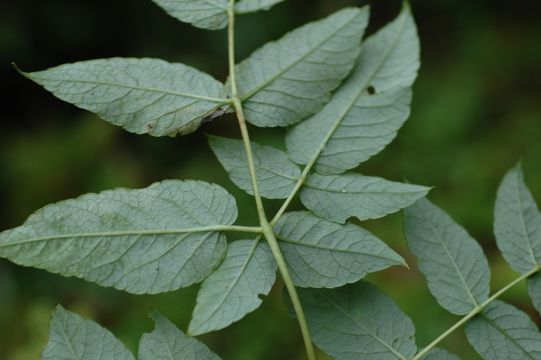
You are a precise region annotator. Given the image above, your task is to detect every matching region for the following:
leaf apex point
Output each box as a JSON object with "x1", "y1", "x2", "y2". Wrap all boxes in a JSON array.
[
  {"x1": 402, "y1": 0, "x2": 412, "y2": 11},
  {"x1": 11, "y1": 62, "x2": 26, "y2": 76}
]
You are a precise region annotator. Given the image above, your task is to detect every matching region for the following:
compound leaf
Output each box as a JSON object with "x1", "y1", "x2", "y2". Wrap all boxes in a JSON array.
[
  {"x1": 231, "y1": 7, "x2": 369, "y2": 127},
  {"x1": 140, "y1": 311, "x2": 220, "y2": 360},
  {"x1": 151, "y1": 0, "x2": 229, "y2": 30},
  {"x1": 0, "y1": 180, "x2": 236, "y2": 294},
  {"x1": 404, "y1": 198, "x2": 491, "y2": 315},
  {"x1": 301, "y1": 173, "x2": 430, "y2": 223},
  {"x1": 208, "y1": 135, "x2": 300, "y2": 199},
  {"x1": 286, "y1": 4, "x2": 419, "y2": 174},
  {"x1": 235, "y1": 0, "x2": 285, "y2": 13},
  {"x1": 421, "y1": 348, "x2": 461, "y2": 360},
  {"x1": 42, "y1": 305, "x2": 134, "y2": 360},
  {"x1": 494, "y1": 163, "x2": 541, "y2": 274},
  {"x1": 189, "y1": 240, "x2": 276, "y2": 335},
  {"x1": 294, "y1": 282, "x2": 417, "y2": 360},
  {"x1": 274, "y1": 211, "x2": 405, "y2": 288},
  {"x1": 20, "y1": 58, "x2": 229, "y2": 137},
  {"x1": 465, "y1": 300, "x2": 541, "y2": 360}
]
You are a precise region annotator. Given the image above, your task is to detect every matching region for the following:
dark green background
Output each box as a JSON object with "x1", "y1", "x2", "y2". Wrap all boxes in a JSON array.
[{"x1": 1, "y1": 0, "x2": 540, "y2": 358}]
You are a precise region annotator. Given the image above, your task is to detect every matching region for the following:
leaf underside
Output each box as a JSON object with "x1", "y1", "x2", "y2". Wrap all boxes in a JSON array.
[
  {"x1": 405, "y1": 197, "x2": 491, "y2": 315},
  {"x1": 301, "y1": 173, "x2": 430, "y2": 223},
  {"x1": 42, "y1": 306, "x2": 135, "y2": 360},
  {"x1": 189, "y1": 240, "x2": 276, "y2": 335},
  {"x1": 465, "y1": 300, "x2": 541, "y2": 360},
  {"x1": 23, "y1": 58, "x2": 228, "y2": 137},
  {"x1": 494, "y1": 163, "x2": 541, "y2": 274},
  {"x1": 274, "y1": 211, "x2": 405, "y2": 288},
  {"x1": 151, "y1": 0, "x2": 285, "y2": 30},
  {"x1": 286, "y1": 5, "x2": 419, "y2": 174},
  {"x1": 209, "y1": 135, "x2": 301, "y2": 199},
  {"x1": 0, "y1": 180, "x2": 237, "y2": 294},
  {"x1": 421, "y1": 348, "x2": 461, "y2": 360},
  {"x1": 231, "y1": 7, "x2": 369, "y2": 127},
  {"x1": 140, "y1": 311, "x2": 221, "y2": 360},
  {"x1": 151, "y1": 0, "x2": 229, "y2": 30},
  {"x1": 295, "y1": 282, "x2": 417, "y2": 360}
]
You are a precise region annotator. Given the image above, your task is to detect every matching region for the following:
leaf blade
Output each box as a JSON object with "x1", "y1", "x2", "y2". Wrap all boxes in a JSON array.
[
  {"x1": 274, "y1": 211, "x2": 405, "y2": 288},
  {"x1": 232, "y1": 7, "x2": 369, "y2": 127},
  {"x1": 294, "y1": 282, "x2": 417, "y2": 360},
  {"x1": 23, "y1": 58, "x2": 228, "y2": 137},
  {"x1": 235, "y1": 0, "x2": 285, "y2": 13},
  {"x1": 465, "y1": 300, "x2": 541, "y2": 360},
  {"x1": 421, "y1": 348, "x2": 461, "y2": 360},
  {"x1": 494, "y1": 163, "x2": 541, "y2": 274},
  {"x1": 528, "y1": 274, "x2": 541, "y2": 316},
  {"x1": 301, "y1": 173, "x2": 430, "y2": 223},
  {"x1": 286, "y1": 5, "x2": 419, "y2": 174},
  {"x1": 208, "y1": 136, "x2": 301, "y2": 199},
  {"x1": 404, "y1": 198, "x2": 491, "y2": 315},
  {"x1": 42, "y1": 306, "x2": 134, "y2": 360},
  {"x1": 189, "y1": 240, "x2": 276, "y2": 335},
  {"x1": 139, "y1": 311, "x2": 220, "y2": 360},
  {"x1": 151, "y1": 0, "x2": 229, "y2": 30},
  {"x1": 0, "y1": 180, "x2": 236, "y2": 294}
]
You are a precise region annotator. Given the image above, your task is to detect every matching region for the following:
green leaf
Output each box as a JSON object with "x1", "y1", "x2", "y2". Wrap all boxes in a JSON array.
[
  {"x1": 295, "y1": 282, "x2": 417, "y2": 360},
  {"x1": 232, "y1": 7, "x2": 369, "y2": 127},
  {"x1": 151, "y1": 0, "x2": 284, "y2": 30},
  {"x1": 286, "y1": 5, "x2": 419, "y2": 174},
  {"x1": 274, "y1": 211, "x2": 405, "y2": 288},
  {"x1": 208, "y1": 135, "x2": 301, "y2": 199},
  {"x1": 235, "y1": 0, "x2": 285, "y2": 13},
  {"x1": 527, "y1": 274, "x2": 541, "y2": 316},
  {"x1": 301, "y1": 173, "x2": 430, "y2": 223},
  {"x1": 0, "y1": 180, "x2": 236, "y2": 294},
  {"x1": 465, "y1": 300, "x2": 541, "y2": 360},
  {"x1": 151, "y1": 0, "x2": 229, "y2": 30},
  {"x1": 421, "y1": 348, "x2": 461, "y2": 360},
  {"x1": 20, "y1": 58, "x2": 229, "y2": 137},
  {"x1": 42, "y1": 305, "x2": 134, "y2": 360},
  {"x1": 494, "y1": 163, "x2": 541, "y2": 274},
  {"x1": 140, "y1": 311, "x2": 220, "y2": 360},
  {"x1": 404, "y1": 198, "x2": 491, "y2": 315},
  {"x1": 189, "y1": 240, "x2": 276, "y2": 335}
]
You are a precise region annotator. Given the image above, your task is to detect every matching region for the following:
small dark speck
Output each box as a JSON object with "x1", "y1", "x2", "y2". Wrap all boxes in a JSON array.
[{"x1": 367, "y1": 85, "x2": 376, "y2": 95}]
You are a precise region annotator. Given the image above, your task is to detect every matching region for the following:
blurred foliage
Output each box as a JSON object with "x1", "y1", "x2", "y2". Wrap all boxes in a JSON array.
[{"x1": 1, "y1": 0, "x2": 540, "y2": 359}]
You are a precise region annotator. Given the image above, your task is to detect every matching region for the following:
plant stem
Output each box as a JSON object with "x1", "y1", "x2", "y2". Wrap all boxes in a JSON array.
[
  {"x1": 227, "y1": 3, "x2": 316, "y2": 359},
  {"x1": 412, "y1": 265, "x2": 541, "y2": 360}
]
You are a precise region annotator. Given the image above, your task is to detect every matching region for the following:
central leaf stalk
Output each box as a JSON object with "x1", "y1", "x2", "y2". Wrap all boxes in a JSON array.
[{"x1": 227, "y1": 1, "x2": 316, "y2": 359}]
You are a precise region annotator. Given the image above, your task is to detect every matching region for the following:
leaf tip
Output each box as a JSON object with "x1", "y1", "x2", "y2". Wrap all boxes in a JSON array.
[
  {"x1": 11, "y1": 62, "x2": 27, "y2": 77},
  {"x1": 401, "y1": 0, "x2": 412, "y2": 12}
]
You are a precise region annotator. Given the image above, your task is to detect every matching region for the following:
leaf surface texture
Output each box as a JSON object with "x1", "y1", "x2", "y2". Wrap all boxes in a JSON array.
[
  {"x1": 274, "y1": 211, "x2": 405, "y2": 288},
  {"x1": 404, "y1": 198, "x2": 491, "y2": 315},
  {"x1": 465, "y1": 300, "x2": 541, "y2": 360},
  {"x1": 286, "y1": 5, "x2": 419, "y2": 174},
  {"x1": 140, "y1": 311, "x2": 221, "y2": 360},
  {"x1": 296, "y1": 282, "x2": 417, "y2": 360},
  {"x1": 301, "y1": 173, "x2": 429, "y2": 223},
  {"x1": 232, "y1": 7, "x2": 369, "y2": 127},
  {"x1": 0, "y1": 180, "x2": 237, "y2": 294},
  {"x1": 209, "y1": 136, "x2": 301, "y2": 199},
  {"x1": 494, "y1": 164, "x2": 541, "y2": 274},
  {"x1": 24, "y1": 58, "x2": 228, "y2": 137},
  {"x1": 42, "y1": 306, "x2": 134, "y2": 360},
  {"x1": 189, "y1": 240, "x2": 276, "y2": 335}
]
